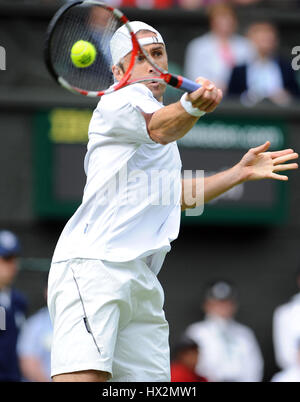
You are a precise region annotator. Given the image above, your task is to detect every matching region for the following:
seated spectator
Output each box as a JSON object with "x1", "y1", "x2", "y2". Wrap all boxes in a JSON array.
[
  {"x1": 171, "y1": 335, "x2": 208, "y2": 382},
  {"x1": 273, "y1": 268, "x2": 300, "y2": 370},
  {"x1": 185, "y1": 280, "x2": 264, "y2": 382},
  {"x1": 184, "y1": 3, "x2": 254, "y2": 92},
  {"x1": 271, "y1": 339, "x2": 300, "y2": 382},
  {"x1": 227, "y1": 22, "x2": 300, "y2": 106},
  {"x1": 17, "y1": 287, "x2": 52, "y2": 382},
  {"x1": 0, "y1": 230, "x2": 27, "y2": 382}
]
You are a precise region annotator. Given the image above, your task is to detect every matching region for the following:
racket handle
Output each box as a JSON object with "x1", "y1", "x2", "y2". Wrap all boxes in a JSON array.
[{"x1": 179, "y1": 76, "x2": 202, "y2": 93}]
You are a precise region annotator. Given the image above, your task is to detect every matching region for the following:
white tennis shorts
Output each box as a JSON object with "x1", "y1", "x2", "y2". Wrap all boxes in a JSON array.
[{"x1": 47, "y1": 257, "x2": 170, "y2": 382}]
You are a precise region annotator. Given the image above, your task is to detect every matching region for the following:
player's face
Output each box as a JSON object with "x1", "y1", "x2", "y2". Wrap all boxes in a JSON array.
[
  {"x1": 113, "y1": 32, "x2": 168, "y2": 102},
  {"x1": 0, "y1": 256, "x2": 18, "y2": 289},
  {"x1": 133, "y1": 39, "x2": 168, "y2": 102}
]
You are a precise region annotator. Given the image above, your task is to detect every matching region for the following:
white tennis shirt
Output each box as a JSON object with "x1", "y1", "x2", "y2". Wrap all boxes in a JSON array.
[{"x1": 52, "y1": 83, "x2": 182, "y2": 275}]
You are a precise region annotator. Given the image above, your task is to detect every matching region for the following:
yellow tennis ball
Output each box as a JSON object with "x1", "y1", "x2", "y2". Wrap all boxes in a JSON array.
[{"x1": 70, "y1": 40, "x2": 96, "y2": 68}]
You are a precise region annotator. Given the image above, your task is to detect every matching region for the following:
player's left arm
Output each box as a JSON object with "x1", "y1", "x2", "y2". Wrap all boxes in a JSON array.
[{"x1": 181, "y1": 141, "x2": 298, "y2": 210}]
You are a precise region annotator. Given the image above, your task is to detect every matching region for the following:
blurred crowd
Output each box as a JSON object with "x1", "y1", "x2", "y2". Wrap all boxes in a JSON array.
[
  {"x1": 12, "y1": 1, "x2": 299, "y2": 107},
  {"x1": 81, "y1": 0, "x2": 271, "y2": 9},
  {"x1": 171, "y1": 277, "x2": 300, "y2": 382},
  {"x1": 0, "y1": 0, "x2": 298, "y2": 106},
  {"x1": 6, "y1": 0, "x2": 300, "y2": 10},
  {"x1": 184, "y1": 3, "x2": 300, "y2": 106},
  {"x1": 0, "y1": 231, "x2": 51, "y2": 382},
  {"x1": 1, "y1": 229, "x2": 300, "y2": 382}
]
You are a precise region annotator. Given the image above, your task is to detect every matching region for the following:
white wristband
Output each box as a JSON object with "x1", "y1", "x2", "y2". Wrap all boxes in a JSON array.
[{"x1": 180, "y1": 93, "x2": 206, "y2": 117}]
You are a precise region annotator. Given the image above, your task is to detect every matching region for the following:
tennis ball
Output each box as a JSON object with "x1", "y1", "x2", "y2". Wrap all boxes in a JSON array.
[{"x1": 71, "y1": 40, "x2": 96, "y2": 68}]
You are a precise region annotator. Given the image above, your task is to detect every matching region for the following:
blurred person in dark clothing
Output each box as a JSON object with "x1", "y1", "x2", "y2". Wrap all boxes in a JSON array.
[
  {"x1": 171, "y1": 335, "x2": 208, "y2": 382},
  {"x1": 227, "y1": 22, "x2": 300, "y2": 106},
  {"x1": 0, "y1": 230, "x2": 27, "y2": 382}
]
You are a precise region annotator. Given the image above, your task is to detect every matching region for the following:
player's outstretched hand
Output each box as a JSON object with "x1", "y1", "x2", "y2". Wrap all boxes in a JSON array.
[
  {"x1": 239, "y1": 141, "x2": 298, "y2": 181},
  {"x1": 186, "y1": 77, "x2": 223, "y2": 113}
]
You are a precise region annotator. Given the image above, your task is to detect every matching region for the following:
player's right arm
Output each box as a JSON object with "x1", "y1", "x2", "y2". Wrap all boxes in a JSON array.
[{"x1": 143, "y1": 79, "x2": 223, "y2": 145}]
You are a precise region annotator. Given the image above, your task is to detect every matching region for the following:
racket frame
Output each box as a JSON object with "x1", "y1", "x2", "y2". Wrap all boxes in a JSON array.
[{"x1": 45, "y1": 0, "x2": 199, "y2": 97}]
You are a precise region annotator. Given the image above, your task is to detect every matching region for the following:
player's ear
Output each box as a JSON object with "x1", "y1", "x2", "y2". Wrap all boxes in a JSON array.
[{"x1": 112, "y1": 64, "x2": 123, "y2": 82}]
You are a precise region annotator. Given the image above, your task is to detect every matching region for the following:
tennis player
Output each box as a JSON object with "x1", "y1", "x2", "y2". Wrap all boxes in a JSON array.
[{"x1": 48, "y1": 22, "x2": 298, "y2": 382}]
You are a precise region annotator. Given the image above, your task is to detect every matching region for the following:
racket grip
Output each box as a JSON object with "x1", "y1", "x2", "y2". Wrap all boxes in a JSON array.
[{"x1": 178, "y1": 76, "x2": 201, "y2": 93}]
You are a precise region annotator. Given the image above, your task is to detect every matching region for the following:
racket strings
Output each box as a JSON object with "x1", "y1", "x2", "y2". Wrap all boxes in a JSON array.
[
  {"x1": 97, "y1": 11, "x2": 119, "y2": 62},
  {"x1": 49, "y1": 4, "x2": 122, "y2": 92}
]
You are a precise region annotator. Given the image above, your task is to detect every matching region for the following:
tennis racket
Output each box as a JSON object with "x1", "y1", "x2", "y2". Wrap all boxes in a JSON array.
[{"x1": 45, "y1": 0, "x2": 201, "y2": 97}]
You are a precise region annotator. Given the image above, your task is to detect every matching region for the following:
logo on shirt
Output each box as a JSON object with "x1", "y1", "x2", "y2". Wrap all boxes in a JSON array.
[
  {"x1": 0, "y1": 46, "x2": 6, "y2": 71},
  {"x1": 292, "y1": 46, "x2": 300, "y2": 71},
  {"x1": 0, "y1": 307, "x2": 6, "y2": 331}
]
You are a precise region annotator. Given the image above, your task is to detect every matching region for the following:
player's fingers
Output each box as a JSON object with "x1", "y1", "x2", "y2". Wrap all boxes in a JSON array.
[
  {"x1": 199, "y1": 93, "x2": 219, "y2": 111},
  {"x1": 192, "y1": 87, "x2": 218, "y2": 108},
  {"x1": 194, "y1": 88, "x2": 219, "y2": 111},
  {"x1": 270, "y1": 149, "x2": 294, "y2": 159},
  {"x1": 250, "y1": 141, "x2": 270, "y2": 154},
  {"x1": 273, "y1": 152, "x2": 299, "y2": 165},
  {"x1": 251, "y1": 141, "x2": 271, "y2": 155},
  {"x1": 216, "y1": 88, "x2": 223, "y2": 103},
  {"x1": 273, "y1": 163, "x2": 298, "y2": 172},
  {"x1": 187, "y1": 86, "x2": 206, "y2": 103},
  {"x1": 195, "y1": 77, "x2": 215, "y2": 90},
  {"x1": 204, "y1": 89, "x2": 223, "y2": 113},
  {"x1": 197, "y1": 99, "x2": 215, "y2": 111},
  {"x1": 201, "y1": 88, "x2": 218, "y2": 105},
  {"x1": 269, "y1": 172, "x2": 289, "y2": 181}
]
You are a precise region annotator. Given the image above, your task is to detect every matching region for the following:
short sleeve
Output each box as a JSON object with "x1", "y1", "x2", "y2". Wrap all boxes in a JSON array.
[{"x1": 88, "y1": 84, "x2": 163, "y2": 145}]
